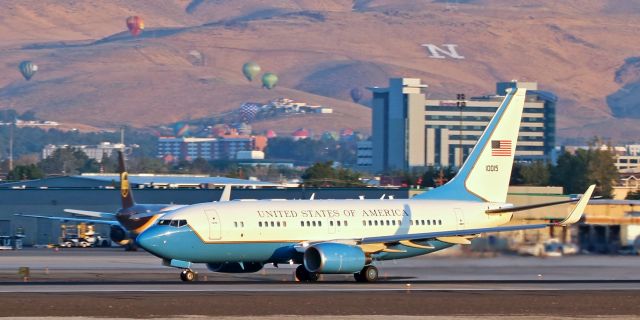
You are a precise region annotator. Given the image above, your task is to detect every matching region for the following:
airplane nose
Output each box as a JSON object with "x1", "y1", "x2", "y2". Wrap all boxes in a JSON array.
[{"x1": 136, "y1": 227, "x2": 163, "y2": 254}]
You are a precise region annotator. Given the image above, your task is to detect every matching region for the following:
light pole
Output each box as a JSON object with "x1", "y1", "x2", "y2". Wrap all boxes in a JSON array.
[{"x1": 456, "y1": 93, "x2": 466, "y2": 168}]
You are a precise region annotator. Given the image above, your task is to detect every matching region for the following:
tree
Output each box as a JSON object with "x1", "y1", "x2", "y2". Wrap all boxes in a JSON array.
[
  {"x1": 301, "y1": 161, "x2": 362, "y2": 187},
  {"x1": 128, "y1": 157, "x2": 169, "y2": 173},
  {"x1": 39, "y1": 147, "x2": 93, "y2": 175},
  {"x1": 585, "y1": 147, "x2": 617, "y2": 198},
  {"x1": 419, "y1": 166, "x2": 455, "y2": 188},
  {"x1": 626, "y1": 190, "x2": 640, "y2": 200},
  {"x1": 98, "y1": 152, "x2": 119, "y2": 173},
  {"x1": 551, "y1": 151, "x2": 588, "y2": 194},
  {"x1": 520, "y1": 161, "x2": 551, "y2": 186},
  {"x1": 20, "y1": 110, "x2": 37, "y2": 121},
  {"x1": 550, "y1": 147, "x2": 617, "y2": 198},
  {"x1": 189, "y1": 157, "x2": 211, "y2": 174},
  {"x1": 7, "y1": 164, "x2": 44, "y2": 181}
]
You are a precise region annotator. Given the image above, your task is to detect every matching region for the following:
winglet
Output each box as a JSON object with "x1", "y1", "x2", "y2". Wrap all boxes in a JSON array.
[
  {"x1": 557, "y1": 184, "x2": 595, "y2": 225},
  {"x1": 219, "y1": 184, "x2": 231, "y2": 202}
]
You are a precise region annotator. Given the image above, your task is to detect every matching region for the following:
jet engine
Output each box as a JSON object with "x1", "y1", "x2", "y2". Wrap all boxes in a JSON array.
[
  {"x1": 303, "y1": 243, "x2": 366, "y2": 274},
  {"x1": 206, "y1": 262, "x2": 264, "y2": 273},
  {"x1": 109, "y1": 225, "x2": 130, "y2": 245}
]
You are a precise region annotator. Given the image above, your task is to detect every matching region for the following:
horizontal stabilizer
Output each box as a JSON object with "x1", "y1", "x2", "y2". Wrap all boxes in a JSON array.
[
  {"x1": 486, "y1": 185, "x2": 596, "y2": 214},
  {"x1": 486, "y1": 199, "x2": 579, "y2": 214},
  {"x1": 14, "y1": 213, "x2": 120, "y2": 226}
]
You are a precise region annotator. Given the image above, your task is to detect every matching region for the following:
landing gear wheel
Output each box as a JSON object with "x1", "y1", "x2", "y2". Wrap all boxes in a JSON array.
[
  {"x1": 355, "y1": 265, "x2": 379, "y2": 283},
  {"x1": 180, "y1": 269, "x2": 197, "y2": 282},
  {"x1": 295, "y1": 265, "x2": 319, "y2": 282}
]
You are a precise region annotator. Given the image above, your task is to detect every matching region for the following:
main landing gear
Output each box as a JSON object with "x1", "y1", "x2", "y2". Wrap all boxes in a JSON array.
[
  {"x1": 180, "y1": 269, "x2": 197, "y2": 282},
  {"x1": 294, "y1": 265, "x2": 379, "y2": 283},
  {"x1": 354, "y1": 265, "x2": 379, "y2": 283},
  {"x1": 295, "y1": 265, "x2": 319, "y2": 282}
]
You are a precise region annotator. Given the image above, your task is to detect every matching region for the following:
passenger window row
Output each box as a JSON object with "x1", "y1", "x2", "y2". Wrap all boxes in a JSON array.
[
  {"x1": 412, "y1": 219, "x2": 442, "y2": 226},
  {"x1": 233, "y1": 221, "x2": 245, "y2": 228},
  {"x1": 361, "y1": 219, "x2": 442, "y2": 227},
  {"x1": 258, "y1": 221, "x2": 287, "y2": 228},
  {"x1": 300, "y1": 221, "x2": 322, "y2": 227},
  {"x1": 329, "y1": 220, "x2": 349, "y2": 227}
]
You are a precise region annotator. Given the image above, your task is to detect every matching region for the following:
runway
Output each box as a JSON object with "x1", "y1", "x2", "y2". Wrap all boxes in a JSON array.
[{"x1": 2, "y1": 248, "x2": 640, "y2": 317}]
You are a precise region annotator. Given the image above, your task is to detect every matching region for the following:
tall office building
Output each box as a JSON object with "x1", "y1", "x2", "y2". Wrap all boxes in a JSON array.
[{"x1": 360, "y1": 79, "x2": 556, "y2": 172}]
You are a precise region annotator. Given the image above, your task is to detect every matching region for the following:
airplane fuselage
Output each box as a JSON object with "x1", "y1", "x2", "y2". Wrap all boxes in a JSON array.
[{"x1": 140, "y1": 199, "x2": 512, "y2": 264}]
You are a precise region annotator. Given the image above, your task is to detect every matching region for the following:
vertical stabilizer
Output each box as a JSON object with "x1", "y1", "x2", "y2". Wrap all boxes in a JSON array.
[
  {"x1": 415, "y1": 88, "x2": 527, "y2": 203},
  {"x1": 118, "y1": 151, "x2": 135, "y2": 209}
]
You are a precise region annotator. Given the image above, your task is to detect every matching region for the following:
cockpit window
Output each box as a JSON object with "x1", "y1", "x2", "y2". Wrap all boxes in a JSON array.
[{"x1": 159, "y1": 219, "x2": 187, "y2": 227}]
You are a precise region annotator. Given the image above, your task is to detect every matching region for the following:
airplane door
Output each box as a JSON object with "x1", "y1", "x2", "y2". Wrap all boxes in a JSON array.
[
  {"x1": 454, "y1": 208, "x2": 465, "y2": 229},
  {"x1": 204, "y1": 209, "x2": 221, "y2": 240}
]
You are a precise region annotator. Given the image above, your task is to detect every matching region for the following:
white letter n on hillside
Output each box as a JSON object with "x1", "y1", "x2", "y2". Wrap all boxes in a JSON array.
[{"x1": 421, "y1": 44, "x2": 465, "y2": 59}]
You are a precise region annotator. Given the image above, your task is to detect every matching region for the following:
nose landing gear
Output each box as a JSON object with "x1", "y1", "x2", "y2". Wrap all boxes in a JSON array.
[{"x1": 180, "y1": 269, "x2": 197, "y2": 282}]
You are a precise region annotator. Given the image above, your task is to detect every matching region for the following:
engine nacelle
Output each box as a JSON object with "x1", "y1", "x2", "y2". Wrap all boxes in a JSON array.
[
  {"x1": 109, "y1": 225, "x2": 130, "y2": 245},
  {"x1": 206, "y1": 262, "x2": 264, "y2": 273},
  {"x1": 304, "y1": 243, "x2": 366, "y2": 274}
]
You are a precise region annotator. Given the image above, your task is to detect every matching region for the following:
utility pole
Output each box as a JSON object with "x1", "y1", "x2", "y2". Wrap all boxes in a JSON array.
[
  {"x1": 456, "y1": 93, "x2": 466, "y2": 168},
  {"x1": 9, "y1": 117, "x2": 15, "y2": 171},
  {"x1": 120, "y1": 127, "x2": 125, "y2": 150}
]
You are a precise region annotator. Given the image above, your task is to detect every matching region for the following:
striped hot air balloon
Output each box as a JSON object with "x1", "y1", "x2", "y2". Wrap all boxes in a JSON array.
[
  {"x1": 126, "y1": 16, "x2": 145, "y2": 36},
  {"x1": 19, "y1": 61, "x2": 38, "y2": 80}
]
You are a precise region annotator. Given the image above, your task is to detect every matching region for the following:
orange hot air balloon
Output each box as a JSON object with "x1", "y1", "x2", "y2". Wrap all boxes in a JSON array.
[{"x1": 126, "y1": 16, "x2": 145, "y2": 36}]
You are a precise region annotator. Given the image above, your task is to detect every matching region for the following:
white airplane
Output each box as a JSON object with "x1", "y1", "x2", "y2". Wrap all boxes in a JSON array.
[{"x1": 136, "y1": 87, "x2": 595, "y2": 282}]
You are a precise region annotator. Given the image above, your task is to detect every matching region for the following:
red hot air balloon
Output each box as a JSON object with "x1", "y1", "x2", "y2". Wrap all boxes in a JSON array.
[{"x1": 126, "y1": 16, "x2": 145, "y2": 36}]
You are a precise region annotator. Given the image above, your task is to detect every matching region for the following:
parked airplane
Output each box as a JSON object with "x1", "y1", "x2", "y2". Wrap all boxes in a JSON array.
[
  {"x1": 15, "y1": 152, "x2": 232, "y2": 250},
  {"x1": 136, "y1": 87, "x2": 595, "y2": 282}
]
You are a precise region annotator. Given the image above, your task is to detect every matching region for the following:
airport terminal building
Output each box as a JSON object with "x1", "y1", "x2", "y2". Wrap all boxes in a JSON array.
[{"x1": 359, "y1": 79, "x2": 556, "y2": 172}]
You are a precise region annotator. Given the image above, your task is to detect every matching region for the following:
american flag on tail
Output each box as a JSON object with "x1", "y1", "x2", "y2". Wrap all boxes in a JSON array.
[{"x1": 491, "y1": 140, "x2": 512, "y2": 156}]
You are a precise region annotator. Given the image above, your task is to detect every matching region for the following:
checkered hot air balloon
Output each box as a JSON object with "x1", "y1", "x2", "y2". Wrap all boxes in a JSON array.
[{"x1": 239, "y1": 103, "x2": 260, "y2": 123}]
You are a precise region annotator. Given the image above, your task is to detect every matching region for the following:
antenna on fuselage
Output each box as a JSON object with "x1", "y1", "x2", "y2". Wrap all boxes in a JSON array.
[
  {"x1": 309, "y1": 193, "x2": 315, "y2": 200},
  {"x1": 380, "y1": 194, "x2": 386, "y2": 200}
]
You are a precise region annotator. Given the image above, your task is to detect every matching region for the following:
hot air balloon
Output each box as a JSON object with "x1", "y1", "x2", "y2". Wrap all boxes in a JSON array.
[
  {"x1": 262, "y1": 72, "x2": 278, "y2": 89},
  {"x1": 265, "y1": 130, "x2": 277, "y2": 138},
  {"x1": 242, "y1": 62, "x2": 261, "y2": 81},
  {"x1": 19, "y1": 61, "x2": 38, "y2": 81},
  {"x1": 350, "y1": 87, "x2": 363, "y2": 102},
  {"x1": 188, "y1": 50, "x2": 205, "y2": 66},
  {"x1": 126, "y1": 16, "x2": 145, "y2": 36},
  {"x1": 173, "y1": 122, "x2": 190, "y2": 137},
  {"x1": 239, "y1": 103, "x2": 260, "y2": 123}
]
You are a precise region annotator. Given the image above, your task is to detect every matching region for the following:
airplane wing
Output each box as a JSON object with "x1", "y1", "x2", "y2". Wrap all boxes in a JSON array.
[
  {"x1": 129, "y1": 205, "x2": 186, "y2": 220},
  {"x1": 359, "y1": 184, "x2": 594, "y2": 246},
  {"x1": 64, "y1": 209, "x2": 115, "y2": 219},
  {"x1": 14, "y1": 213, "x2": 121, "y2": 226}
]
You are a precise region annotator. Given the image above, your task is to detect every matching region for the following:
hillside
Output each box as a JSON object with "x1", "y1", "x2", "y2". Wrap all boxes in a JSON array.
[{"x1": 1, "y1": 0, "x2": 639, "y2": 141}]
